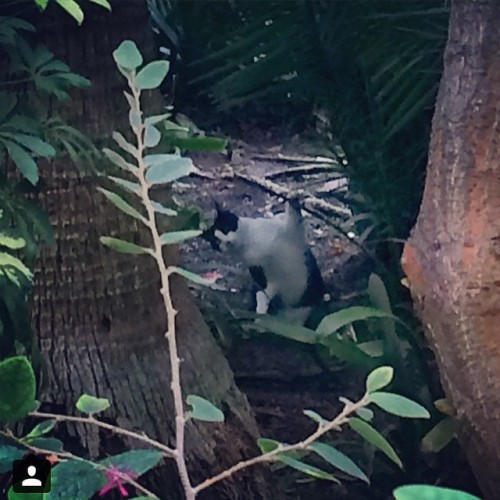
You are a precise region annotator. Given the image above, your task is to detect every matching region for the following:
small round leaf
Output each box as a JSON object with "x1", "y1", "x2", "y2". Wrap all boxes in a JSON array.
[
  {"x1": 366, "y1": 366, "x2": 394, "y2": 393},
  {"x1": 76, "y1": 394, "x2": 110, "y2": 415},
  {"x1": 113, "y1": 40, "x2": 143, "y2": 70},
  {"x1": 136, "y1": 61, "x2": 170, "y2": 90}
]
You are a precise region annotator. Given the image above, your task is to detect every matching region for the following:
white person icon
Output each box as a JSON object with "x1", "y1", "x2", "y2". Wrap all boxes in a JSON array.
[
  {"x1": 22, "y1": 464, "x2": 43, "y2": 487},
  {"x1": 12, "y1": 453, "x2": 51, "y2": 493}
]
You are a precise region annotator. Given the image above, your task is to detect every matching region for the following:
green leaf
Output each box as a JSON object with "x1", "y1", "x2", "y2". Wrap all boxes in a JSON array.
[
  {"x1": 164, "y1": 135, "x2": 229, "y2": 152},
  {"x1": 186, "y1": 395, "x2": 224, "y2": 422},
  {"x1": 101, "y1": 449, "x2": 163, "y2": 475},
  {"x1": 303, "y1": 409, "x2": 327, "y2": 426},
  {"x1": 393, "y1": 484, "x2": 481, "y2": 500},
  {"x1": 8, "y1": 486, "x2": 44, "y2": 500},
  {"x1": 4, "y1": 140, "x2": 38, "y2": 184},
  {"x1": 76, "y1": 394, "x2": 110, "y2": 415},
  {"x1": 49, "y1": 460, "x2": 105, "y2": 500},
  {"x1": 24, "y1": 437, "x2": 63, "y2": 452},
  {"x1": 316, "y1": 306, "x2": 400, "y2": 336},
  {"x1": 348, "y1": 417, "x2": 403, "y2": 468},
  {"x1": 55, "y1": 0, "x2": 84, "y2": 24},
  {"x1": 0, "y1": 252, "x2": 33, "y2": 283},
  {"x1": 152, "y1": 202, "x2": 177, "y2": 216},
  {"x1": 0, "y1": 233, "x2": 25, "y2": 250},
  {"x1": 257, "y1": 438, "x2": 280, "y2": 453},
  {"x1": 0, "y1": 356, "x2": 36, "y2": 423},
  {"x1": 170, "y1": 266, "x2": 218, "y2": 285},
  {"x1": 100, "y1": 236, "x2": 149, "y2": 255},
  {"x1": 144, "y1": 125, "x2": 161, "y2": 148},
  {"x1": 102, "y1": 148, "x2": 137, "y2": 173},
  {"x1": 87, "y1": 0, "x2": 111, "y2": 10},
  {"x1": 26, "y1": 419, "x2": 57, "y2": 439},
  {"x1": 113, "y1": 40, "x2": 143, "y2": 70},
  {"x1": 366, "y1": 366, "x2": 394, "y2": 393},
  {"x1": 0, "y1": 446, "x2": 26, "y2": 474},
  {"x1": 421, "y1": 417, "x2": 456, "y2": 453},
  {"x1": 369, "y1": 392, "x2": 430, "y2": 419},
  {"x1": 113, "y1": 131, "x2": 139, "y2": 158},
  {"x1": 108, "y1": 176, "x2": 141, "y2": 195},
  {"x1": 308, "y1": 441, "x2": 369, "y2": 483},
  {"x1": 97, "y1": 188, "x2": 145, "y2": 222},
  {"x1": 144, "y1": 154, "x2": 193, "y2": 184},
  {"x1": 145, "y1": 113, "x2": 171, "y2": 126},
  {"x1": 277, "y1": 455, "x2": 338, "y2": 482},
  {"x1": 136, "y1": 61, "x2": 170, "y2": 90},
  {"x1": 159, "y1": 230, "x2": 201, "y2": 245},
  {"x1": 354, "y1": 407, "x2": 374, "y2": 421},
  {"x1": 129, "y1": 108, "x2": 141, "y2": 128},
  {"x1": 1, "y1": 133, "x2": 56, "y2": 157}
]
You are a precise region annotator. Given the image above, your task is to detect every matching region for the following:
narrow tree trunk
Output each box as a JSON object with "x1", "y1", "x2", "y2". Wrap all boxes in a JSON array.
[
  {"x1": 402, "y1": 1, "x2": 500, "y2": 498},
  {"x1": 32, "y1": 2, "x2": 274, "y2": 498}
]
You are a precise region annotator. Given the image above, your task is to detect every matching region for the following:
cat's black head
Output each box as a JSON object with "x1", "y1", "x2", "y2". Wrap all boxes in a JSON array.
[{"x1": 202, "y1": 203, "x2": 239, "y2": 251}]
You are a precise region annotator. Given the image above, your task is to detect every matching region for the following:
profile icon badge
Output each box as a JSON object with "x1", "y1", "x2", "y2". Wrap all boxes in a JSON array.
[{"x1": 12, "y1": 453, "x2": 51, "y2": 493}]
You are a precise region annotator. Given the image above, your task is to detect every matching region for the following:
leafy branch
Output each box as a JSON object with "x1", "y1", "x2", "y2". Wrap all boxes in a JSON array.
[{"x1": 0, "y1": 41, "x2": 432, "y2": 499}]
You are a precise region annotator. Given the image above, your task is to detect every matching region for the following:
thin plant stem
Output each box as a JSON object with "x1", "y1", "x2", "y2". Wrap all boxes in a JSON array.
[
  {"x1": 29, "y1": 410, "x2": 175, "y2": 457},
  {"x1": 193, "y1": 394, "x2": 370, "y2": 494},
  {"x1": 128, "y1": 78, "x2": 195, "y2": 500},
  {"x1": 1, "y1": 430, "x2": 158, "y2": 499}
]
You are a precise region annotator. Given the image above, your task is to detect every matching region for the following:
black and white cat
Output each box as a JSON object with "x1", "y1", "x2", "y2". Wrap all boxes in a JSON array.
[{"x1": 202, "y1": 200, "x2": 324, "y2": 325}]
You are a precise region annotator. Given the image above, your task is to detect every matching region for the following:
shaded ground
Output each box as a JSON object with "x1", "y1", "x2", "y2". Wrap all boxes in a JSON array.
[{"x1": 172, "y1": 126, "x2": 480, "y2": 499}]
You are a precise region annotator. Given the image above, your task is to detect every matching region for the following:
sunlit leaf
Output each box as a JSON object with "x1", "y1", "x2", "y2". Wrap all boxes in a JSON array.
[
  {"x1": 55, "y1": 0, "x2": 84, "y2": 24},
  {"x1": 144, "y1": 154, "x2": 193, "y2": 184},
  {"x1": 257, "y1": 438, "x2": 281, "y2": 453},
  {"x1": 0, "y1": 233, "x2": 25, "y2": 250},
  {"x1": 186, "y1": 395, "x2": 224, "y2": 422},
  {"x1": 113, "y1": 40, "x2": 143, "y2": 70},
  {"x1": 76, "y1": 394, "x2": 110, "y2": 415},
  {"x1": 369, "y1": 392, "x2": 430, "y2": 419},
  {"x1": 136, "y1": 61, "x2": 170, "y2": 90},
  {"x1": 366, "y1": 366, "x2": 394, "y2": 393},
  {"x1": 393, "y1": 484, "x2": 481, "y2": 500},
  {"x1": 144, "y1": 125, "x2": 161, "y2": 148},
  {"x1": 159, "y1": 230, "x2": 201, "y2": 245},
  {"x1": 25, "y1": 419, "x2": 57, "y2": 439}
]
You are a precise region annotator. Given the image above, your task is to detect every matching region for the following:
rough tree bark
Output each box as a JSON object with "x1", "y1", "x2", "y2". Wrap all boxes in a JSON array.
[
  {"x1": 402, "y1": 1, "x2": 500, "y2": 498},
  {"x1": 31, "y1": 2, "x2": 274, "y2": 498}
]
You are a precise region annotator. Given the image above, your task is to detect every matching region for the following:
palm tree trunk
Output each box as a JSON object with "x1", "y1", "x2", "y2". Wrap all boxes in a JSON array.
[
  {"x1": 32, "y1": 2, "x2": 274, "y2": 498},
  {"x1": 402, "y1": 1, "x2": 500, "y2": 498}
]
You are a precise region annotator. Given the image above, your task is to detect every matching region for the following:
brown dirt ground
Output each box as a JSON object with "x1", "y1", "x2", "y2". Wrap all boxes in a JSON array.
[{"x1": 172, "y1": 126, "x2": 480, "y2": 499}]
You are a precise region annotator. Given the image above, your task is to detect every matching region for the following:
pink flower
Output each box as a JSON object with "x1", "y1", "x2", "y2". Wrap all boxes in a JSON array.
[{"x1": 99, "y1": 465, "x2": 137, "y2": 497}]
